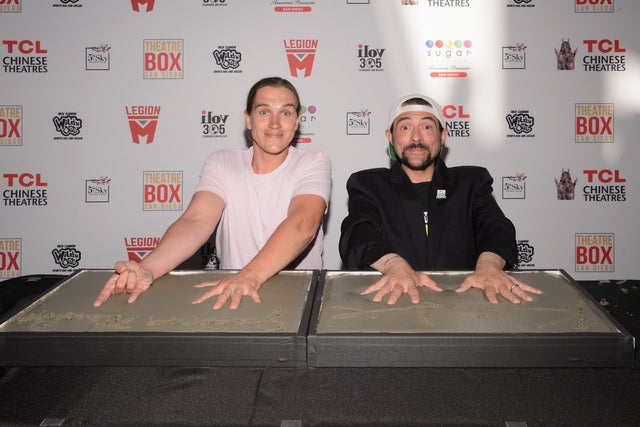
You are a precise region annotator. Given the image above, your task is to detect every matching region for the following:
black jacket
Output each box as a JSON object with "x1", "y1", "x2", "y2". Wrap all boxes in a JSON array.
[{"x1": 339, "y1": 158, "x2": 518, "y2": 270}]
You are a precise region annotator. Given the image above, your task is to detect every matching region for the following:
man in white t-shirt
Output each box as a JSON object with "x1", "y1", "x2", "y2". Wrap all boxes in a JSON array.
[{"x1": 93, "y1": 77, "x2": 331, "y2": 310}]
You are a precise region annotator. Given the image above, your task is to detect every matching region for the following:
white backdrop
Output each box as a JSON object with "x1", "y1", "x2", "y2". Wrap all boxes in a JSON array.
[{"x1": 1, "y1": 0, "x2": 638, "y2": 281}]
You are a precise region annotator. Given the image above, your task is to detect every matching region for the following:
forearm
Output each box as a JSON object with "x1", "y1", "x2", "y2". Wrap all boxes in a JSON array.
[
  {"x1": 475, "y1": 251, "x2": 507, "y2": 271},
  {"x1": 239, "y1": 214, "x2": 321, "y2": 288},
  {"x1": 140, "y1": 218, "x2": 215, "y2": 280}
]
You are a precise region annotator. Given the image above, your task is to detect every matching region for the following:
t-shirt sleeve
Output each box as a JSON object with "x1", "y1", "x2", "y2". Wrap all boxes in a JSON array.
[
  {"x1": 292, "y1": 150, "x2": 332, "y2": 205},
  {"x1": 193, "y1": 150, "x2": 227, "y2": 203}
]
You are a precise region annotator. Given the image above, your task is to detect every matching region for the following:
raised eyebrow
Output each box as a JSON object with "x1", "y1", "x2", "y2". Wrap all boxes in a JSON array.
[
  {"x1": 254, "y1": 103, "x2": 297, "y2": 110},
  {"x1": 396, "y1": 115, "x2": 437, "y2": 126}
]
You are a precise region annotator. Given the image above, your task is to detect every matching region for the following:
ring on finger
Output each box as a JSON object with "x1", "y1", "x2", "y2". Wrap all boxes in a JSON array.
[{"x1": 510, "y1": 283, "x2": 519, "y2": 292}]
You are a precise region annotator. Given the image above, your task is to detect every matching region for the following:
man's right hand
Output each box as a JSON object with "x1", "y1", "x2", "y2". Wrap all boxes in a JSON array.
[{"x1": 93, "y1": 261, "x2": 154, "y2": 307}]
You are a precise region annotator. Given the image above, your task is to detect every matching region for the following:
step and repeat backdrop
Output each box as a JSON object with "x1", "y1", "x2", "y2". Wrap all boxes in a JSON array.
[{"x1": 1, "y1": 0, "x2": 638, "y2": 281}]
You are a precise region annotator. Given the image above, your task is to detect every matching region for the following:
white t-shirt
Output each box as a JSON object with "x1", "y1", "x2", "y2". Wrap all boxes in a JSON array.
[{"x1": 194, "y1": 146, "x2": 332, "y2": 269}]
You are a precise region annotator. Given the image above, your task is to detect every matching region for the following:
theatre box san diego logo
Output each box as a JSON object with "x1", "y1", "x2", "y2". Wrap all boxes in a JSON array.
[
  {"x1": 575, "y1": 103, "x2": 613, "y2": 143},
  {"x1": 144, "y1": 39, "x2": 183, "y2": 79},
  {"x1": 0, "y1": 238, "x2": 21, "y2": 280},
  {"x1": 143, "y1": 171, "x2": 183, "y2": 211},
  {"x1": 575, "y1": 233, "x2": 614, "y2": 272},
  {"x1": 0, "y1": 105, "x2": 22, "y2": 146}
]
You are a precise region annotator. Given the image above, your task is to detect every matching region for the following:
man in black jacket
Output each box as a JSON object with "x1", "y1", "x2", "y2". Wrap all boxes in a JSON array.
[{"x1": 339, "y1": 94, "x2": 541, "y2": 305}]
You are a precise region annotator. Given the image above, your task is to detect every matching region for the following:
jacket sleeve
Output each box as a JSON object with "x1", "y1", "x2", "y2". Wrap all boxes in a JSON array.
[
  {"x1": 471, "y1": 168, "x2": 518, "y2": 269},
  {"x1": 339, "y1": 172, "x2": 394, "y2": 270}
]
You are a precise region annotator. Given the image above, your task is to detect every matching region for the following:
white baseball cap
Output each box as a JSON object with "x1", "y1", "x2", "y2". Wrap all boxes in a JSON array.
[{"x1": 388, "y1": 94, "x2": 445, "y2": 129}]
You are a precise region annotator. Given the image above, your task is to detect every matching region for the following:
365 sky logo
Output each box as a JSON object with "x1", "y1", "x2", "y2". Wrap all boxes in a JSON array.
[
  {"x1": 86, "y1": 44, "x2": 110, "y2": 71},
  {"x1": 502, "y1": 173, "x2": 527, "y2": 199},
  {"x1": 346, "y1": 109, "x2": 370, "y2": 136},
  {"x1": 86, "y1": 176, "x2": 111, "y2": 203},
  {"x1": 126, "y1": 105, "x2": 161, "y2": 144},
  {"x1": 284, "y1": 39, "x2": 318, "y2": 78},
  {"x1": 502, "y1": 43, "x2": 526, "y2": 69},
  {"x1": 0, "y1": 105, "x2": 22, "y2": 146}
]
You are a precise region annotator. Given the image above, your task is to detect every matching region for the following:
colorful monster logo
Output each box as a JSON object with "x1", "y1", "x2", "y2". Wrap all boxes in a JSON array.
[
  {"x1": 555, "y1": 169, "x2": 577, "y2": 200},
  {"x1": 555, "y1": 39, "x2": 577, "y2": 70}
]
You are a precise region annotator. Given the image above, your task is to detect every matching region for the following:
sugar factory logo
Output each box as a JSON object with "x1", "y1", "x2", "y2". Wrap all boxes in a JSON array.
[
  {"x1": 507, "y1": 0, "x2": 534, "y2": 7},
  {"x1": 201, "y1": 111, "x2": 229, "y2": 139},
  {"x1": 85, "y1": 44, "x2": 110, "y2": 71},
  {"x1": 2, "y1": 40, "x2": 48, "y2": 73},
  {"x1": 2, "y1": 172, "x2": 48, "y2": 206},
  {"x1": 506, "y1": 109, "x2": 534, "y2": 138},
  {"x1": 357, "y1": 44, "x2": 384, "y2": 72},
  {"x1": 582, "y1": 39, "x2": 625, "y2": 72},
  {"x1": 502, "y1": 43, "x2": 526, "y2": 69},
  {"x1": 273, "y1": 0, "x2": 314, "y2": 13},
  {"x1": 0, "y1": 238, "x2": 21, "y2": 280},
  {"x1": 575, "y1": 103, "x2": 613, "y2": 143},
  {"x1": 582, "y1": 169, "x2": 626, "y2": 202},
  {"x1": 202, "y1": 0, "x2": 227, "y2": 6},
  {"x1": 517, "y1": 240, "x2": 535, "y2": 267},
  {"x1": 52, "y1": 112, "x2": 83, "y2": 141},
  {"x1": 284, "y1": 39, "x2": 318, "y2": 78},
  {"x1": 125, "y1": 237, "x2": 159, "y2": 262},
  {"x1": 52, "y1": 244, "x2": 81, "y2": 272},
  {"x1": 212, "y1": 46, "x2": 242, "y2": 73},
  {"x1": 0, "y1": 0, "x2": 21, "y2": 13},
  {"x1": 502, "y1": 173, "x2": 526, "y2": 199},
  {"x1": 85, "y1": 176, "x2": 111, "y2": 203},
  {"x1": 143, "y1": 171, "x2": 183, "y2": 211},
  {"x1": 346, "y1": 109, "x2": 371, "y2": 136},
  {"x1": 144, "y1": 39, "x2": 183, "y2": 79},
  {"x1": 555, "y1": 39, "x2": 577, "y2": 70},
  {"x1": 53, "y1": 0, "x2": 82, "y2": 8},
  {"x1": 126, "y1": 105, "x2": 161, "y2": 144},
  {"x1": 554, "y1": 169, "x2": 577, "y2": 200},
  {"x1": 0, "y1": 105, "x2": 22, "y2": 146},
  {"x1": 576, "y1": 0, "x2": 613, "y2": 13},
  {"x1": 442, "y1": 104, "x2": 470, "y2": 138},
  {"x1": 294, "y1": 104, "x2": 317, "y2": 144},
  {"x1": 575, "y1": 233, "x2": 614, "y2": 272},
  {"x1": 131, "y1": 0, "x2": 154, "y2": 12},
  {"x1": 425, "y1": 39, "x2": 472, "y2": 78}
]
